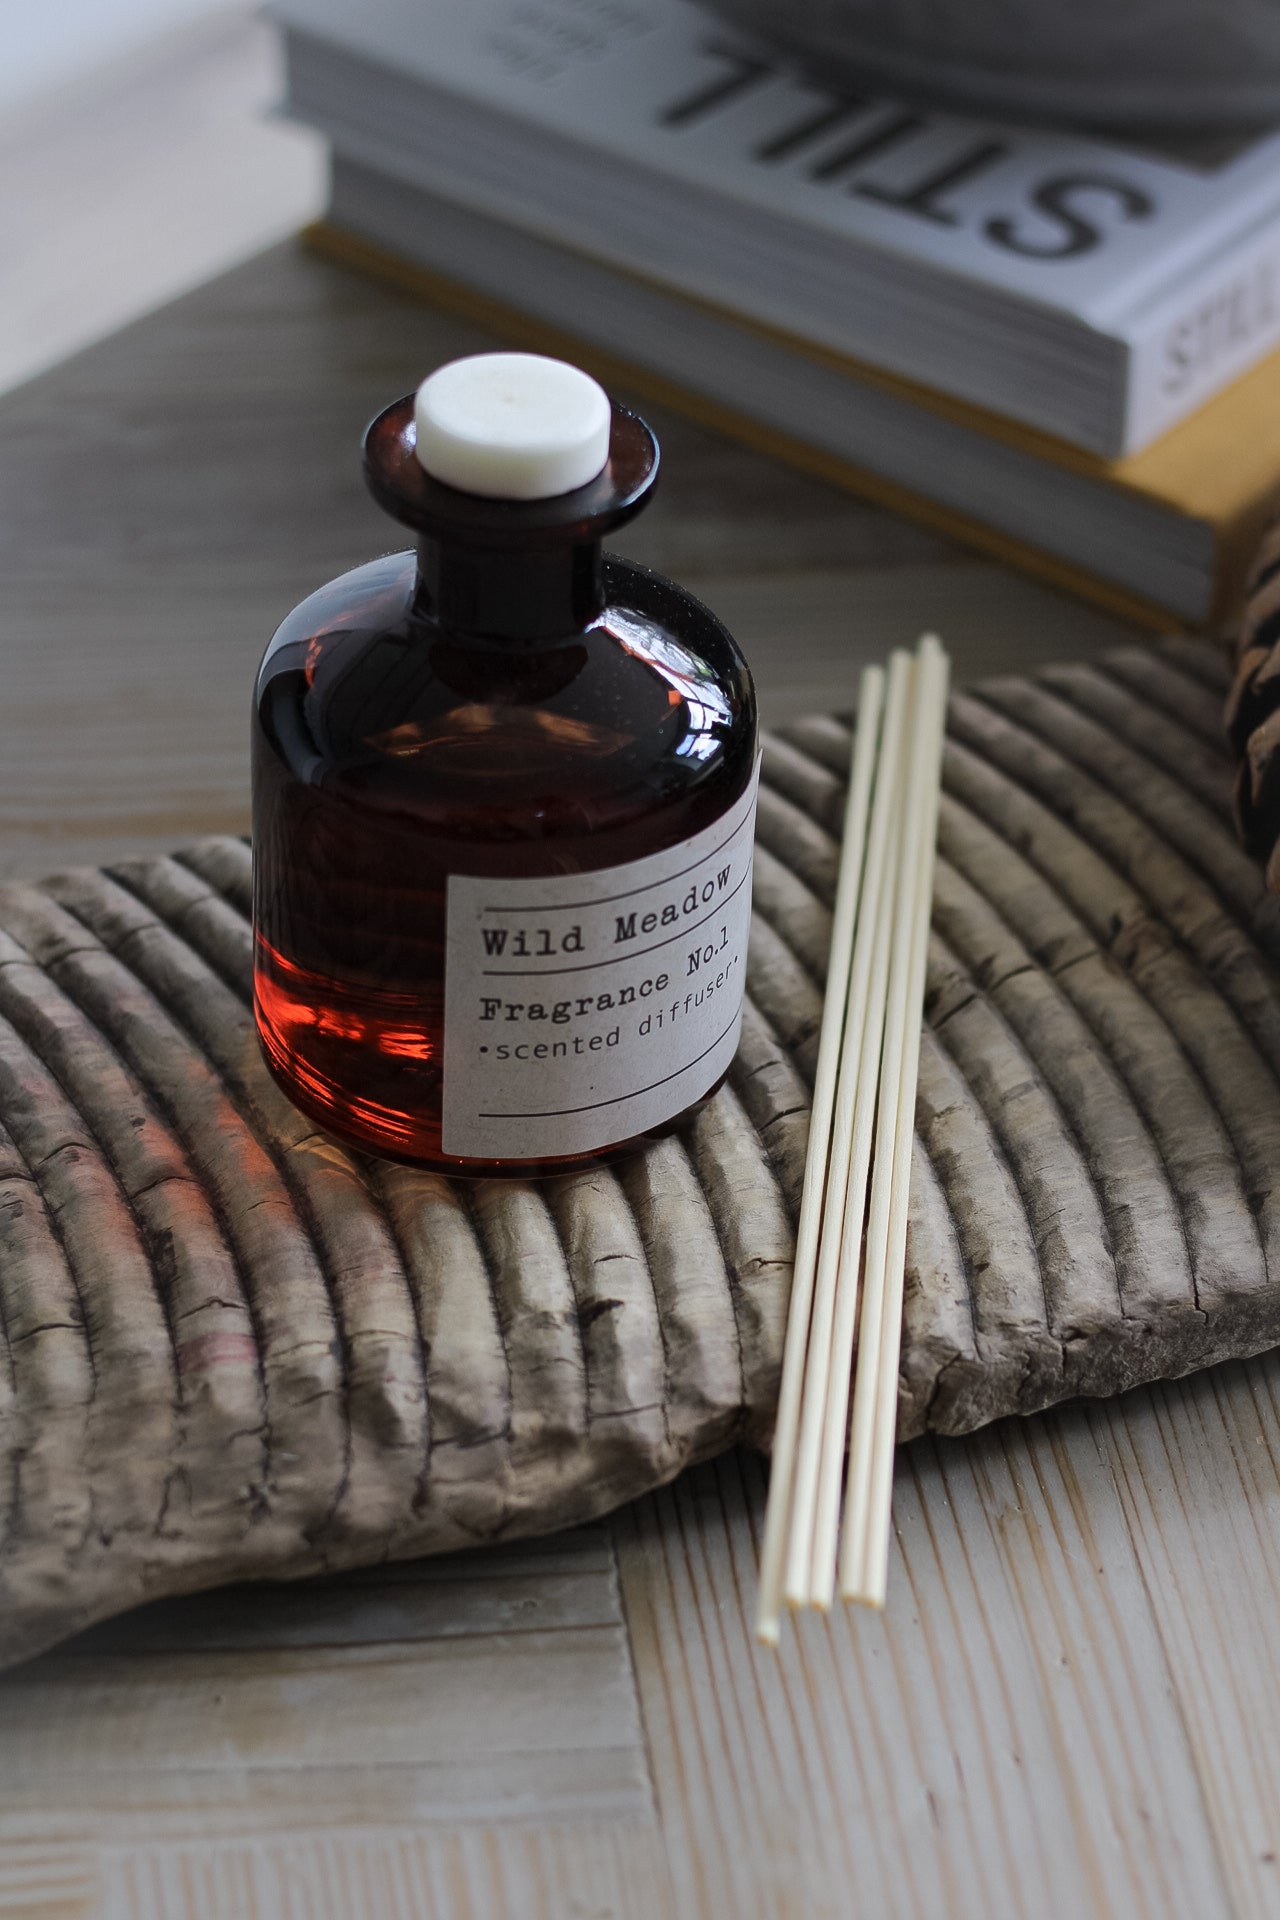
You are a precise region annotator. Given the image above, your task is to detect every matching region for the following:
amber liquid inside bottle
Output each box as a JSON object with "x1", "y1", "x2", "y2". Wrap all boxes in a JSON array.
[{"x1": 252, "y1": 398, "x2": 756, "y2": 1177}]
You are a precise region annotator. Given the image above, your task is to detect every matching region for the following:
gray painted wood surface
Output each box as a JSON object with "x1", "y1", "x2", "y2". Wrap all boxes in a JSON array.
[{"x1": 1, "y1": 242, "x2": 1277, "y2": 1920}]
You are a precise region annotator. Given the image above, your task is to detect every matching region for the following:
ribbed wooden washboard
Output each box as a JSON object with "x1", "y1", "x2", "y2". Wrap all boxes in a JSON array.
[{"x1": 1, "y1": 637, "x2": 1275, "y2": 1667}]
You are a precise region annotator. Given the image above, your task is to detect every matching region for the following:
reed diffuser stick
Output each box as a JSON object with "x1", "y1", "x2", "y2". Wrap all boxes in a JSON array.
[
  {"x1": 754, "y1": 666, "x2": 885, "y2": 1646},
  {"x1": 755, "y1": 635, "x2": 948, "y2": 1640},
  {"x1": 782, "y1": 651, "x2": 914, "y2": 1608},
  {"x1": 840, "y1": 637, "x2": 949, "y2": 1607}
]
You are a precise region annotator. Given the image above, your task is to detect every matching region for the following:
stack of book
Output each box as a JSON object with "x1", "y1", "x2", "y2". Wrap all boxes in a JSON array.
[{"x1": 271, "y1": 0, "x2": 1280, "y2": 627}]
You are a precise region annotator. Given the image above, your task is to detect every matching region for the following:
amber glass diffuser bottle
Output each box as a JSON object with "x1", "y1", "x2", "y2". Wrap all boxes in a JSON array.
[{"x1": 252, "y1": 354, "x2": 758, "y2": 1176}]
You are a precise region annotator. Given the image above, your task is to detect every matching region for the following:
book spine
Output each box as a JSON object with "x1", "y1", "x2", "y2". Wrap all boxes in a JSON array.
[{"x1": 1122, "y1": 221, "x2": 1280, "y2": 453}]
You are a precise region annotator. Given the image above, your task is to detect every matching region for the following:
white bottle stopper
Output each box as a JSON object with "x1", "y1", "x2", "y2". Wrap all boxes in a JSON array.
[{"x1": 413, "y1": 352, "x2": 612, "y2": 500}]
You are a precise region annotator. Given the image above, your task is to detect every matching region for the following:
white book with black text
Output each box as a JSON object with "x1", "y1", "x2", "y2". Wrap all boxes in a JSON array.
[{"x1": 273, "y1": 0, "x2": 1280, "y2": 456}]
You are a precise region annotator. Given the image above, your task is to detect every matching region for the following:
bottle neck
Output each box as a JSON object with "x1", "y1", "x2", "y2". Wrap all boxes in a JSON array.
[{"x1": 413, "y1": 536, "x2": 605, "y2": 641}]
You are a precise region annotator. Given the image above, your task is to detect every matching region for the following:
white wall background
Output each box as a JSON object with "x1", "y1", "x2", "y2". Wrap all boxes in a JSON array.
[
  {"x1": 0, "y1": 4, "x2": 325, "y2": 393},
  {"x1": 1, "y1": 0, "x2": 227, "y2": 114}
]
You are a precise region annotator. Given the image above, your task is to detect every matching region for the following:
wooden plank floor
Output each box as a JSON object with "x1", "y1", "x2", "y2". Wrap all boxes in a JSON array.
[
  {"x1": 1, "y1": 228, "x2": 1278, "y2": 1920},
  {"x1": 4, "y1": 1531, "x2": 651, "y2": 1836}
]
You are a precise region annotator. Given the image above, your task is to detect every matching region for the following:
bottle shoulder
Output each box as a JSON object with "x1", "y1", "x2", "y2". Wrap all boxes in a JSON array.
[
  {"x1": 254, "y1": 549, "x2": 757, "y2": 849},
  {"x1": 256, "y1": 550, "x2": 418, "y2": 692}
]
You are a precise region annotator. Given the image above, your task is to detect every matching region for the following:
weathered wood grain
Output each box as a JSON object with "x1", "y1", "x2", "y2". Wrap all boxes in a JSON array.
[
  {"x1": 1, "y1": 1526, "x2": 651, "y2": 1845},
  {"x1": 3, "y1": 638, "x2": 1279, "y2": 1685},
  {"x1": 94, "y1": 1826, "x2": 673, "y2": 1920},
  {"x1": 1091, "y1": 1357, "x2": 1280, "y2": 1920},
  {"x1": 615, "y1": 1440, "x2": 1236, "y2": 1920}
]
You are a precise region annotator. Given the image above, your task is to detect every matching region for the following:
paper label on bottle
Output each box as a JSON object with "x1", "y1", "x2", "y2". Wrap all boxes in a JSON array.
[{"x1": 442, "y1": 764, "x2": 759, "y2": 1160}]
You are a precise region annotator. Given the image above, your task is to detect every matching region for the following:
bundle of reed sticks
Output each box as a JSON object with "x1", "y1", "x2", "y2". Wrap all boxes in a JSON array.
[{"x1": 757, "y1": 635, "x2": 950, "y2": 1641}]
